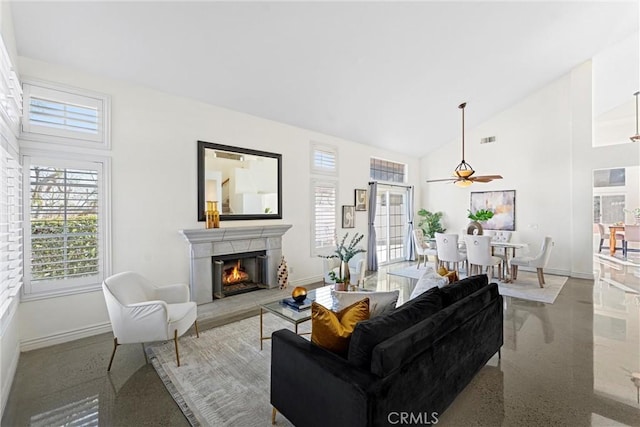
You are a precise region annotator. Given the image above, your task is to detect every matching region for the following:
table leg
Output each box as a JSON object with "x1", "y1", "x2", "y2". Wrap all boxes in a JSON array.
[
  {"x1": 610, "y1": 232, "x2": 617, "y2": 256},
  {"x1": 260, "y1": 307, "x2": 264, "y2": 351}
]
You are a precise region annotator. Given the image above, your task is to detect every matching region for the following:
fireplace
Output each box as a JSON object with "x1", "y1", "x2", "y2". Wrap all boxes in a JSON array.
[
  {"x1": 212, "y1": 251, "x2": 267, "y2": 298},
  {"x1": 180, "y1": 224, "x2": 292, "y2": 305}
]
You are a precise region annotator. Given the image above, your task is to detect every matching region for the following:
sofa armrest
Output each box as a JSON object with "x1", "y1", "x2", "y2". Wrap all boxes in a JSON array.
[{"x1": 271, "y1": 329, "x2": 376, "y2": 427}]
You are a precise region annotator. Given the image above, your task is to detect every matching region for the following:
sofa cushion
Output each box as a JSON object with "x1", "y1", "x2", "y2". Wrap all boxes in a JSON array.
[
  {"x1": 311, "y1": 298, "x2": 370, "y2": 356},
  {"x1": 371, "y1": 282, "x2": 500, "y2": 377},
  {"x1": 439, "y1": 274, "x2": 489, "y2": 307},
  {"x1": 332, "y1": 289, "x2": 399, "y2": 317},
  {"x1": 348, "y1": 287, "x2": 443, "y2": 370}
]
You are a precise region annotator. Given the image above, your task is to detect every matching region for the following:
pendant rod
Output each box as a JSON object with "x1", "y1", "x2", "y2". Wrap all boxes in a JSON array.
[{"x1": 459, "y1": 102, "x2": 466, "y2": 160}]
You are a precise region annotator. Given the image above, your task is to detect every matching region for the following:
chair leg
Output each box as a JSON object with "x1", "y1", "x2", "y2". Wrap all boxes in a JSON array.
[
  {"x1": 107, "y1": 337, "x2": 119, "y2": 371},
  {"x1": 536, "y1": 268, "x2": 545, "y2": 288},
  {"x1": 598, "y1": 239, "x2": 603, "y2": 253},
  {"x1": 174, "y1": 329, "x2": 181, "y2": 367},
  {"x1": 272, "y1": 407, "x2": 277, "y2": 424},
  {"x1": 194, "y1": 320, "x2": 200, "y2": 338},
  {"x1": 142, "y1": 343, "x2": 148, "y2": 364},
  {"x1": 511, "y1": 265, "x2": 517, "y2": 280}
]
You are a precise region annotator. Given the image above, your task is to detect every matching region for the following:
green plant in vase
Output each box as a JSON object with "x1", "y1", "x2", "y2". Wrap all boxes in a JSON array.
[{"x1": 319, "y1": 232, "x2": 366, "y2": 287}]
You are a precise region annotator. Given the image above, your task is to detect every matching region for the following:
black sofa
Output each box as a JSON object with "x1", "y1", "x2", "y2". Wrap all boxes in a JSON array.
[{"x1": 270, "y1": 274, "x2": 503, "y2": 427}]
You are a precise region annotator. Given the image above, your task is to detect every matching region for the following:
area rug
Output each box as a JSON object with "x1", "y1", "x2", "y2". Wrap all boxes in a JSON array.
[
  {"x1": 388, "y1": 266, "x2": 568, "y2": 304},
  {"x1": 146, "y1": 315, "x2": 308, "y2": 426}
]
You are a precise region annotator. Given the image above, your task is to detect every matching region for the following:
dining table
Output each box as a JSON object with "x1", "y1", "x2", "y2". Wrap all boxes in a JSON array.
[{"x1": 608, "y1": 225, "x2": 625, "y2": 256}]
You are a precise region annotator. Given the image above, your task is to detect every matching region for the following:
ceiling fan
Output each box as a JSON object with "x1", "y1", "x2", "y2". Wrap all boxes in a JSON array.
[{"x1": 426, "y1": 102, "x2": 503, "y2": 188}]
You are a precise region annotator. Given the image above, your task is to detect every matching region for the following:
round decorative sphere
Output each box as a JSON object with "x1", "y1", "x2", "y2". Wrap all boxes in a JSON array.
[{"x1": 291, "y1": 286, "x2": 307, "y2": 303}]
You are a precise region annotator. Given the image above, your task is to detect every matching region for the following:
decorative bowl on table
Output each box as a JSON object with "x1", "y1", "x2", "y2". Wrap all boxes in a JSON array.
[{"x1": 291, "y1": 286, "x2": 307, "y2": 303}]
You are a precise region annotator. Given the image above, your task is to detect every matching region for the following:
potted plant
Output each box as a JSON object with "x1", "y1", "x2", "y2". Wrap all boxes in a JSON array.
[
  {"x1": 417, "y1": 209, "x2": 446, "y2": 239},
  {"x1": 319, "y1": 232, "x2": 366, "y2": 289},
  {"x1": 467, "y1": 209, "x2": 494, "y2": 235},
  {"x1": 625, "y1": 207, "x2": 640, "y2": 224}
]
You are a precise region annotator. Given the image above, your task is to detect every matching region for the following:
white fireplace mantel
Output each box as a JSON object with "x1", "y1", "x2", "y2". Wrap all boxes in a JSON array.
[{"x1": 180, "y1": 224, "x2": 292, "y2": 304}]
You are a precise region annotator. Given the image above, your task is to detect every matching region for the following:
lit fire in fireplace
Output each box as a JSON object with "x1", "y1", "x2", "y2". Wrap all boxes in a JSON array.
[{"x1": 223, "y1": 261, "x2": 249, "y2": 285}]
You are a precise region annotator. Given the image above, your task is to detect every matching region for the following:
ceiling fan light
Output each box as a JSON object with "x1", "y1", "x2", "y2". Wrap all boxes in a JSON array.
[
  {"x1": 456, "y1": 169, "x2": 474, "y2": 178},
  {"x1": 454, "y1": 179, "x2": 473, "y2": 188}
]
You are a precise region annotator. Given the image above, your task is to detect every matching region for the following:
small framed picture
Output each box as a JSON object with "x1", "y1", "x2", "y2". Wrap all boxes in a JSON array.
[
  {"x1": 354, "y1": 189, "x2": 367, "y2": 211},
  {"x1": 342, "y1": 205, "x2": 355, "y2": 228}
]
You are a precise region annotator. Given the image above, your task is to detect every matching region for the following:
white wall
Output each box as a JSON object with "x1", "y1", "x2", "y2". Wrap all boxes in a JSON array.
[
  {"x1": 421, "y1": 60, "x2": 639, "y2": 278},
  {"x1": 16, "y1": 56, "x2": 420, "y2": 348}
]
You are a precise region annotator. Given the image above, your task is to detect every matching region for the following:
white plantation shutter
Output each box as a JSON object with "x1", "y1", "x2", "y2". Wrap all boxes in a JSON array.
[
  {"x1": 0, "y1": 139, "x2": 22, "y2": 315},
  {"x1": 22, "y1": 81, "x2": 110, "y2": 148},
  {"x1": 24, "y1": 156, "x2": 105, "y2": 295},
  {"x1": 312, "y1": 180, "x2": 337, "y2": 252},
  {"x1": 311, "y1": 143, "x2": 337, "y2": 175},
  {"x1": 0, "y1": 32, "x2": 22, "y2": 320}
]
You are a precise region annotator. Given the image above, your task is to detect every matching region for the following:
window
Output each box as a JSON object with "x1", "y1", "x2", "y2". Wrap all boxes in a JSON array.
[
  {"x1": 593, "y1": 194, "x2": 625, "y2": 224},
  {"x1": 593, "y1": 168, "x2": 625, "y2": 187},
  {"x1": 22, "y1": 80, "x2": 110, "y2": 149},
  {"x1": 311, "y1": 179, "x2": 337, "y2": 254},
  {"x1": 23, "y1": 155, "x2": 108, "y2": 297},
  {"x1": 311, "y1": 143, "x2": 337, "y2": 175},
  {"x1": 370, "y1": 157, "x2": 406, "y2": 183}
]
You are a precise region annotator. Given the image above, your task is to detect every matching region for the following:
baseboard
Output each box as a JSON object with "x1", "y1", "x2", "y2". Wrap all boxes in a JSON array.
[
  {"x1": 289, "y1": 275, "x2": 324, "y2": 287},
  {"x1": 20, "y1": 322, "x2": 112, "y2": 352}
]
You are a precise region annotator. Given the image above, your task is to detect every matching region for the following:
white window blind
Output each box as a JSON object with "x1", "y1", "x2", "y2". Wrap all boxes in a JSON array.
[
  {"x1": 22, "y1": 81, "x2": 110, "y2": 148},
  {"x1": 0, "y1": 31, "x2": 22, "y2": 320},
  {"x1": 312, "y1": 180, "x2": 337, "y2": 253},
  {"x1": 311, "y1": 143, "x2": 337, "y2": 175},
  {"x1": 24, "y1": 156, "x2": 105, "y2": 295},
  {"x1": 0, "y1": 138, "x2": 22, "y2": 314}
]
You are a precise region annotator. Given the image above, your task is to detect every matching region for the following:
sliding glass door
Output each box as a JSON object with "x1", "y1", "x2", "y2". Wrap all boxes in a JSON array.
[{"x1": 374, "y1": 186, "x2": 407, "y2": 264}]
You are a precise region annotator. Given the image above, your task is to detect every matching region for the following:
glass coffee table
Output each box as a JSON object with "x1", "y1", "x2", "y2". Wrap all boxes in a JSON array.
[{"x1": 259, "y1": 287, "x2": 334, "y2": 350}]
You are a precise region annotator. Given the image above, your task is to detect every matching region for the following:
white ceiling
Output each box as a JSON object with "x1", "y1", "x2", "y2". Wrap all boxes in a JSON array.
[{"x1": 10, "y1": 1, "x2": 639, "y2": 157}]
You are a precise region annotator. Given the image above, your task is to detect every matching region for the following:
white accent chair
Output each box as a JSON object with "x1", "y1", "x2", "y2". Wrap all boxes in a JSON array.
[
  {"x1": 464, "y1": 235, "x2": 502, "y2": 279},
  {"x1": 435, "y1": 233, "x2": 467, "y2": 276},
  {"x1": 322, "y1": 251, "x2": 366, "y2": 286},
  {"x1": 412, "y1": 229, "x2": 438, "y2": 269},
  {"x1": 510, "y1": 236, "x2": 554, "y2": 288},
  {"x1": 623, "y1": 225, "x2": 640, "y2": 257},
  {"x1": 102, "y1": 271, "x2": 199, "y2": 370}
]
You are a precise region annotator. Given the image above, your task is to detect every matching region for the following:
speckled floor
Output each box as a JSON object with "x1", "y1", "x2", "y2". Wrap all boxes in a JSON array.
[{"x1": 2, "y1": 258, "x2": 640, "y2": 426}]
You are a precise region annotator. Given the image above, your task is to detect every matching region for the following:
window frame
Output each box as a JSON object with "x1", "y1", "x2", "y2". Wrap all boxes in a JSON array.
[
  {"x1": 21, "y1": 78, "x2": 111, "y2": 150},
  {"x1": 21, "y1": 150, "x2": 111, "y2": 300},
  {"x1": 310, "y1": 178, "x2": 338, "y2": 256},
  {"x1": 369, "y1": 156, "x2": 407, "y2": 184}
]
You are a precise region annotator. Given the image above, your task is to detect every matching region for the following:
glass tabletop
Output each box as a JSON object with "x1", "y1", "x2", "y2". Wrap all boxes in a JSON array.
[{"x1": 260, "y1": 286, "x2": 335, "y2": 324}]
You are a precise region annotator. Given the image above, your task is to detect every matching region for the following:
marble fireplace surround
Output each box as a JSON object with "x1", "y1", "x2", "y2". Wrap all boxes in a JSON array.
[{"x1": 180, "y1": 224, "x2": 292, "y2": 304}]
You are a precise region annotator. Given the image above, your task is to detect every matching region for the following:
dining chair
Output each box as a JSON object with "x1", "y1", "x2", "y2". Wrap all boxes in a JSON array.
[
  {"x1": 435, "y1": 233, "x2": 466, "y2": 276},
  {"x1": 510, "y1": 236, "x2": 553, "y2": 288},
  {"x1": 102, "y1": 271, "x2": 199, "y2": 370},
  {"x1": 412, "y1": 229, "x2": 438, "y2": 269},
  {"x1": 596, "y1": 223, "x2": 624, "y2": 253},
  {"x1": 463, "y1": 235, "x2": 502, "y2": 279},
  {"x1": 622, "y1": 225, "x2": 640, "y2": 257}
]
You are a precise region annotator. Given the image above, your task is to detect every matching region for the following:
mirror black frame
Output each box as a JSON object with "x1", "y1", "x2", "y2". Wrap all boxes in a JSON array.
[{"x1": 197, "y1": 140, "x2": 283, "y2": 221}]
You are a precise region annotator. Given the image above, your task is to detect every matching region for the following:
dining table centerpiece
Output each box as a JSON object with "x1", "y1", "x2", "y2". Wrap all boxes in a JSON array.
[{"x1": 467, "y1": 209, "x2": 494, "y2": 235}]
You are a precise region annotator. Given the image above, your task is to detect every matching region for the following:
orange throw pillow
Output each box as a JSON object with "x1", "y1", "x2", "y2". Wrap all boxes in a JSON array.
[
  {"x1": 311, "y1": 298, "x2": 370, "y2": 355},
  {"x1": 437, "y1": 266, "x2": 459, "y2": 284}
]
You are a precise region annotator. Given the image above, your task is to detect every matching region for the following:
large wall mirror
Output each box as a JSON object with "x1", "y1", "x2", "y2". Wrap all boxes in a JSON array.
[{"x1": 197, "y1": 140, "x2": 282, "y2": 221}]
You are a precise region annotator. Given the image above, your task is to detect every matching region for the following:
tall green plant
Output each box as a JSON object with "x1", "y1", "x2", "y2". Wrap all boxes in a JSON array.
[{"x1": 417, "y1": 209, "x2": 446, "y2": 238}]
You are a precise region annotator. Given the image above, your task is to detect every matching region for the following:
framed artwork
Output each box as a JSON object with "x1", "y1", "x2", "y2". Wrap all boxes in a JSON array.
[
  {"x1": 354, "y1": 189, "x2": 367, "y2": 211},
  {"x1": 342, "y1": 205, "x2": 355, "y2": 228},
  {"x1": 470, "y1": 190, "x2": 516, "y2": 231}
]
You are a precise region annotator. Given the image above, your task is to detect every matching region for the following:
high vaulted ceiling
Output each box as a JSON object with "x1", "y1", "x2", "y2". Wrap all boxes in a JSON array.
[{"x1": 10, "y1": 1, "x2": 639, "y2": 157}]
